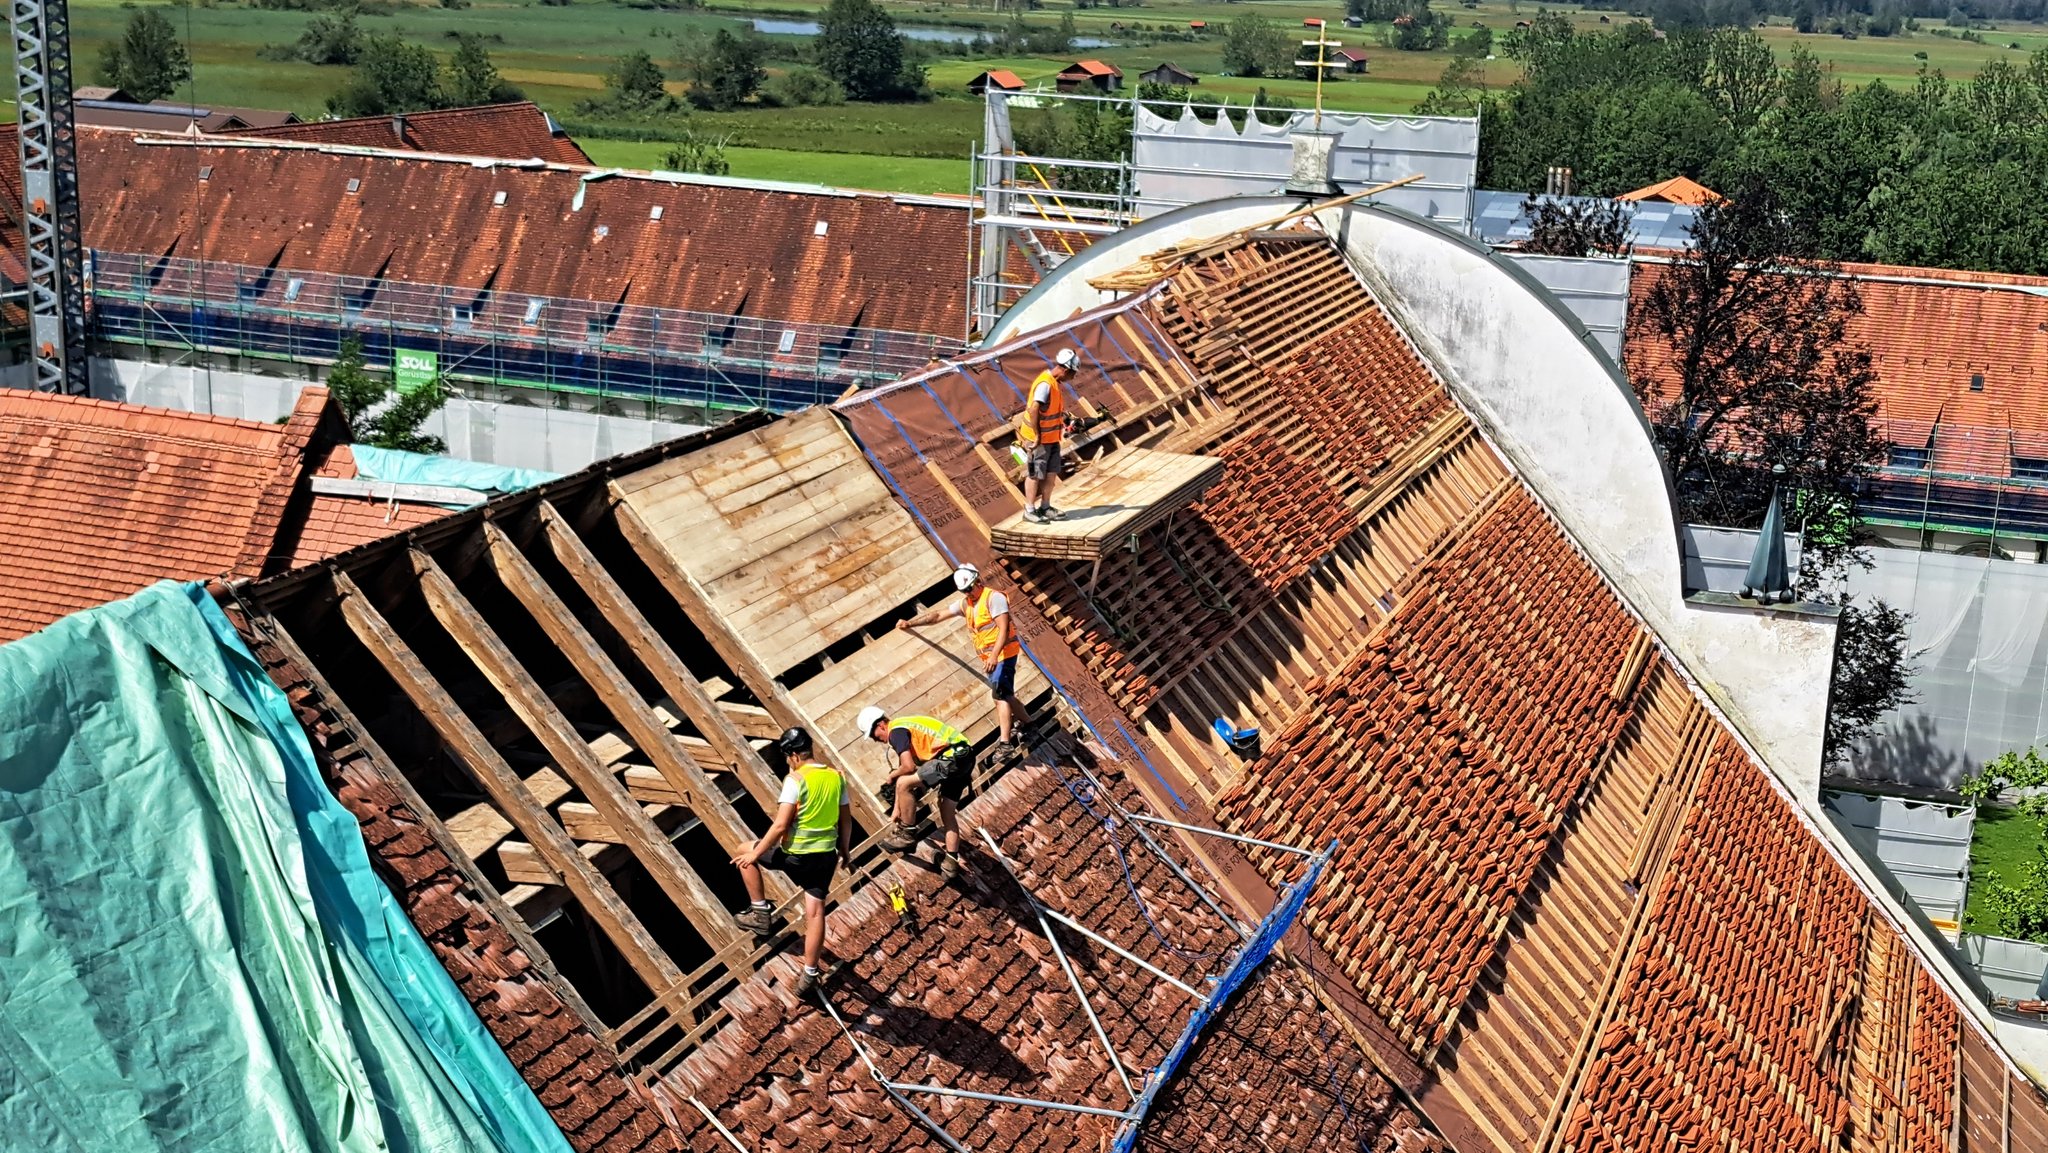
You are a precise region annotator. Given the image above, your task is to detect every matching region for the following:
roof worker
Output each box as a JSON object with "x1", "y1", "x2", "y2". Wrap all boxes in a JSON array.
[
  {"x1": 897, "y1": 563, "x2": 1031, "y2": 754},
  {"x1": 733, "y1": 727, "x2": 851, "y2": 998},
  {"x1": 1018, "y1": 348, "x2": 1080, "y2": 524},
  {"x1": 859, "y1": 706, "x2": 972, "y2": 880}
]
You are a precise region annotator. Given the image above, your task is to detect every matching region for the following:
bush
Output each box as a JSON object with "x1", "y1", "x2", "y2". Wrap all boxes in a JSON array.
[
  {"x1": 766, "y1": 65, "x2": 845, "y2": 107},
  {"x1": 661, "y1": 129, "x2": 731, "y2": 176}
]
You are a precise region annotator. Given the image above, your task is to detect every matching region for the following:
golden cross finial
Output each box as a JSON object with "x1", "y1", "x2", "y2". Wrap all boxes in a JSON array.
[{"x1": 1296, "y1": 19, "x2": 1341, "y2": 130}]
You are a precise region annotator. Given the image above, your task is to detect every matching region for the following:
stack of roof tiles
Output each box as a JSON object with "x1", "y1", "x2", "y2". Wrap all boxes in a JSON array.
[
  {"x1": 664, "y1": 763, "x2": 1444, "y2": 1152},
  {"x1": 1216, "y1": 491, "x2": 1638, "y2": 1055}
]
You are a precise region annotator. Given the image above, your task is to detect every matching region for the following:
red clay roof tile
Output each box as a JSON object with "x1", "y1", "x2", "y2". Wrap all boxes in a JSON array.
[{"x1": 235, "y1": 102, "x2": 594, "y2": 166}]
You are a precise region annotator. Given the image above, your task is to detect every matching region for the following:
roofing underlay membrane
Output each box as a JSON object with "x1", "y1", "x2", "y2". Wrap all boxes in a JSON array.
[{"x1": 0, "y1": 582, "x2": 567, "y2": 1153}]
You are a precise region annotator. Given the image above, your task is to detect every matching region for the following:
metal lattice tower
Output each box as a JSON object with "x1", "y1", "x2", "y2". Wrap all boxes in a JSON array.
[{"x1": 11, "y1": 0, "x2": 88, "y2": 394}]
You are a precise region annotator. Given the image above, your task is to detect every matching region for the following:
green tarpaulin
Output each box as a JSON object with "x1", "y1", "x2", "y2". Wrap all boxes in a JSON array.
[{"x1": 0, "y1": 582, "x2": 572, "y2": 1153}]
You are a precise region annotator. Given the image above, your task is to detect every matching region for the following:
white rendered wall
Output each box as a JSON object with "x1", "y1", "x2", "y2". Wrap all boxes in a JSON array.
[{"x1": 82, "y1": 357, "x2": 708, "y2": 473}]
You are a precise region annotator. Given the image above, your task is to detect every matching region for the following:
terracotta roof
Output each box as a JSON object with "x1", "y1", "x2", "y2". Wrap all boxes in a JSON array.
[
  {"x1": 235, "y1": 102, "x2": 593, "y2": 165},
  {"x1": 1628, "y1": 259, "x2": 2048, "y2": 472},
  {"x1": 1616, "y1": 175, "x2": 1721, "y2": 205},
  {"x1": 1063, "y1": 59, "x2": 1122, "y2": 77},
  {"x1": 836, "y1": 228, "x2": 2048, "y2": 1149},
  {"x1": 1334, "y1": 47, "x2": 1371, "y2": 62},
  {"x1": 663, "y1": 763, "x2": 1446, "y2": 1152},
  {"x1": 0, "y1": 389, "x2": 461, "y2": 641},
  {"x1": 75, "y1": 98, "x2": 301, "y2": 134},
  {"x1": 9, "y1": 127, "x2": 969, "y2": 339},
  {"x1": 974, "y1": 69, "x2": 1026, "y2": 90}
]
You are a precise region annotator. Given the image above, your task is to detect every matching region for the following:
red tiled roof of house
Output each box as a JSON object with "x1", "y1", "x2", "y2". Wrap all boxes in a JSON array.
[
  {"x1": 75, "y1": 99, "x2": 302, "y2": 134},
  {"x1": 1334, "y1": 47, "x2": 1371, "y2": 62},
  {"x1": 1628, "y1": 259, "x2": 2048, "y2": 470},
  {"x1": 281, "y1": 442, "x2": 452, "y2": 570},
  {"x1": 978, "y1": 68, "x2": 1026, "y2": 90},
  {"x1": 8, "y1": 127, "x2": 968, "y2": 339},
  {"x1": 1064, "y1": 59, "x2": 1121, "y2": 77},
  {"x1": 1617, "y1": 175, "x2": 1721, "y2": 205},
  {"x1": 236, "y1": 102, "x2": 593, "y2": 166},
  {"x1": 0, "y1": 389, "x2": 460, "y2": 641}
]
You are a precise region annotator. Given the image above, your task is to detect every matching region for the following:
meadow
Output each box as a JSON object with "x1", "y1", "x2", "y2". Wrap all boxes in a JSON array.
[{"x1": 59, "y1": 0, "x2": 2048, "y2": 192}]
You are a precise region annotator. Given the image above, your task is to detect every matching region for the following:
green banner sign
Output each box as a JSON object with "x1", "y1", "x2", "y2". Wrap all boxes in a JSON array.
[{"x1": 394, "y1": 349, "x2": 439, "y2": 395}]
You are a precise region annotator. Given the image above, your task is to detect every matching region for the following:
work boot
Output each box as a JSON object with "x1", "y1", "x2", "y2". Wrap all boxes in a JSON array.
[
  {"x1": 879, "y1": 822, "x2": 920, "y2": 852},
  {"x1": 1041, "y1": 505, "x2": 1066, "y2": 521},
  {"x1": 793, "y1": 967, "x2": 823, "y2": 999},
  {"x1": 1022, "y1": 507, "x2": 1048, "y2": 525},
  {"x1": 939, "y1": 851, "x2": 961, "y2": 881},
  {"x1": 736, "y1": 905, "x2": 777, "y2": 936}
]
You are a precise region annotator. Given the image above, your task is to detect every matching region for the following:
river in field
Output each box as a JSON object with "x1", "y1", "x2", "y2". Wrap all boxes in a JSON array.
[{"x1": 751, "y1": 18, "x2": 1115, "y2": 47}]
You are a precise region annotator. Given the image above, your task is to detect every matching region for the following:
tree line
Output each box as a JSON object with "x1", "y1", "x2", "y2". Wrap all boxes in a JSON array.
[{"x1": 1423, "y1": 16, "x2": 2048, "y2": 276}]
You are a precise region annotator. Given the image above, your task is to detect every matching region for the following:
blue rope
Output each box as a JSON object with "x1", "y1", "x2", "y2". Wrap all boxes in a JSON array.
[{"x1": 1049, "y1": 757, "x2": 1220, "y2": 964}]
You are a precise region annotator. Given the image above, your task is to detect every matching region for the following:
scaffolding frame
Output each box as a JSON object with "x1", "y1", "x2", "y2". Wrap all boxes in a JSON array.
[
  {"x1": 816, "y1": 802, "x2": 1336, "y2": 1153},
  {"x1": 9, "y1": 0, "x2": 87, "y2": 393}
]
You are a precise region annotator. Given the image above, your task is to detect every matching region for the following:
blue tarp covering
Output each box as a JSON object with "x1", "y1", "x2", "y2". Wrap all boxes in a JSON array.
[
  {"x1": 349, "y1": 446, "x2": 559, "y2": 500},
  {"x1": 0, "y1": 582, "x2": 572, "y2": 1153}
]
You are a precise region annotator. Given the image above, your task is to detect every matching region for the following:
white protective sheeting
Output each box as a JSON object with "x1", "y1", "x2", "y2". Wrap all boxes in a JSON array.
[
  {"x1": 1846, "y1": 550, "x2": 2048, "y2": 786},
  {"x1": 1959, "y1": 933, "x2": 2048, "y2": 1002},
  {"x1": 1130, "y1": 105, "x2": 1477, "y2": 231},
  {"x1": 1822, "y1": 789, "x2": 1973, "y2": 929},
  {"x1": 1500, "y1": 253, "x2": 1630, "y2": 363}
]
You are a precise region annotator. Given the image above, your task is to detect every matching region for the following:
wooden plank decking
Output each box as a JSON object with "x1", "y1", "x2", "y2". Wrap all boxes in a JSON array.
[{"x1": 990, "y1": 446, "x2": 1225, "y2": 561}]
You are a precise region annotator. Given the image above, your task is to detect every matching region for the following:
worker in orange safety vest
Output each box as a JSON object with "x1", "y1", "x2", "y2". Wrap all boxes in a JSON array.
[
  {"x1": 1018, "y1": 348, "x2": 1078, "y2": 524},
  {"x1": 897, "y1": 563, "x2": 1031, "y2": 753}
]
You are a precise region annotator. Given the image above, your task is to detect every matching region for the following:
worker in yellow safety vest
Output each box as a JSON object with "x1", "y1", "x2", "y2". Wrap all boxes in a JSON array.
[
  {"x1": 898, "y1": 563, "x2": 1031, "y2": 752},
  {"x1": 733, "y1": 727, "x2": 850, "y2": 998},
  {"x1": 858, "y1": 706, "x2": 972, "y2": 879},
  {"x1": 1018, "y1": 348, "x2": 1079, "y2": 524}
]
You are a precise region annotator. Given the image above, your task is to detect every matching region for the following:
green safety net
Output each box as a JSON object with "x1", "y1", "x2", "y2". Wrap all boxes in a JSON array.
[{"x1": 0, "y1": 582, "x2": 573, "y2": 1153}]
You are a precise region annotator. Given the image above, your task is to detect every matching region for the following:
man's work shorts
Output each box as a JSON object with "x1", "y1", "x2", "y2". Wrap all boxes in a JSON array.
[
  {"x1": 1027, "y1": 441, "x2": 1062, "y2": 480},
  {"x1": 916, "y1": 744, "x2": 975, "y2": 803},
  {"x1": 760, "y1": 846, "x2": 837, "y2": 900},
  {"x1": 986, "y1": 655, "x2": 1018, "y2": 700}
]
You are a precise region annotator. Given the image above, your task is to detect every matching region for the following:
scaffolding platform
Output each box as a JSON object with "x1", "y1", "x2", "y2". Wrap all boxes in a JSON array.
[{"x1": 990, "y1": 447, "x2": 1224, "y2": 562}]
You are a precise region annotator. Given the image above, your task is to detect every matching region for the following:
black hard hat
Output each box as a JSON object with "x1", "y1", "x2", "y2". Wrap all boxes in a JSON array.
[{"x1": 776, "y1": 727, "x2": 814, "y2": 756}]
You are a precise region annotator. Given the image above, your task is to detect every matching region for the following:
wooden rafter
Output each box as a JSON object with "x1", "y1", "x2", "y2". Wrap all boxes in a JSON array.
[
  {"x1": 610, "y1": 494, "x2": 892, "y2": 834},
  {"x1": 332, "y1": 570, "x2": 687, "y2": 993},
  {"x1": 410, "y1": 549, "x2": 742, "y2": 950},
  {"x1": 535, "y1": 501, "x2": 787, "y2": 814},
  {"x1": 483, "y1": 520, "x2": 796, "y2": 911}
]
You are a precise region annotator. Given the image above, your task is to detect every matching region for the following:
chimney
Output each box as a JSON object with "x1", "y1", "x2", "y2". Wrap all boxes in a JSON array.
[
  {"x1": 391, "y1": 113, "x2": 406, "y2": 143},
  {"x1": 1283, "y1": 129, "x2": 1343, "y2": 199},
  {"x1": 1545, "y1": 165, "x2": 1574, "y2": 197}
]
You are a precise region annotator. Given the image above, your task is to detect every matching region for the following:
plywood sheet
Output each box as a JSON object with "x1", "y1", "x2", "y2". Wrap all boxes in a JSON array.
[
  {"x1": 792, "y1": 627, "x2": 1047, "y2": 796},
  {"x1": 990, "y1": 447, "x2": 1225, "y2": 561},
  {"x1": 613, "y1": 408, "x2": 951, "y2": 675}
]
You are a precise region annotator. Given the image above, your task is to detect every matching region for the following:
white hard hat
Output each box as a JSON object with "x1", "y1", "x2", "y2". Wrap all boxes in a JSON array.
[
  {"x1": 952, "y1": 563, "x2": 980, "y2": 591},
  {"x1": 1055, "y1": 348, "x2": 1080, "y2": 369},
  {"x1": 856, "y1": 705, "x2": 888, "y2": 741}
]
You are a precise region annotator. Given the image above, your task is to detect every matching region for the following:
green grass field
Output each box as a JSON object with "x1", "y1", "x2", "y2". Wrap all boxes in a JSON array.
[
  {"x1": 1964, "y1": 804, "x2": 2048, "y2": 934},
  {"x1": 581, "y1": 138, "x2": 969, "y2": 191},
  {"x1": 64, "y1": 0, "x2": 2048, "y2": 195}
]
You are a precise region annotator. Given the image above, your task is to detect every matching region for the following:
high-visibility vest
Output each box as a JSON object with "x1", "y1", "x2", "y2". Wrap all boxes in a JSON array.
[
  {"x1": 1018, "y1": 370, "x2": 1066, "y2": 445},
  {"x1": 891, "y1": 715, "x2": 969, "y2": 762},
  {"x1": 785, "y1": 762, "x2": 844, "y2": 854},
  {"x1": 967, "y1": 587, "x2": 1021, "y2": 663}
]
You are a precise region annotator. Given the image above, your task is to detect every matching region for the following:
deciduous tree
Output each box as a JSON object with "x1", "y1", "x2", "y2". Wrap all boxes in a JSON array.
[
  {"x1": 96, "y1": 9, "x2": 192, "y2": 104},
  {"x1": 817, "y1": 0, "x2": 911, "y2": 101},
  {"x1": 327, "y1": 339, "x2": 449, "y2": 454},
  {"x1": 684, "y1": 30, "x2": 765, "y2": 111},
  {"x1": 328, "y1": 34, "x2": 448, "y2": 117},
  {"x1": 1221, "y1": 13, "x2": 1292, "y2": 79}
]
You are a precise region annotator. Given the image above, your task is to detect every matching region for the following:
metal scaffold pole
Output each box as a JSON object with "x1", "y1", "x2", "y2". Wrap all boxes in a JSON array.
[{"x1": 10, "y1": 0, "x2": 87, "y2": 394}]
